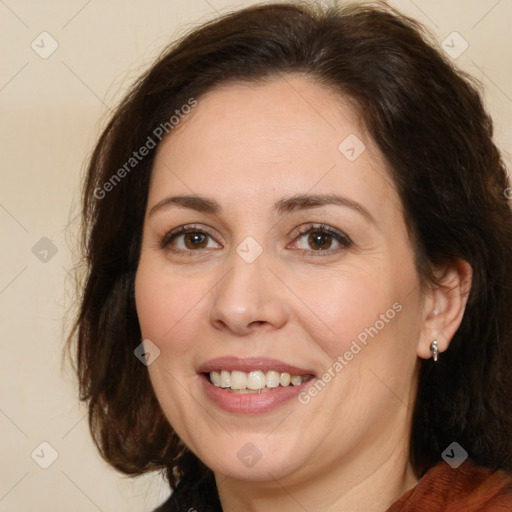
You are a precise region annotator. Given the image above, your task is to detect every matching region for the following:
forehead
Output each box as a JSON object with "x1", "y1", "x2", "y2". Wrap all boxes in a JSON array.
[{"x1": 149, "y1": 76, "x2": 400, "y2": 218}]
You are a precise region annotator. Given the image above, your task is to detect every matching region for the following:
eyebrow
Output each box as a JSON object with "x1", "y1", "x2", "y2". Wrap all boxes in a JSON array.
[
  {"x1": 275, "y1": 194, "x2": 375, "y2": 223},
  {"x1": 149, "y1": 193, "x2": 375, "y2": 223},
  {"x1": 149, "y1": 195, "x2": 219, "y2": 216}
]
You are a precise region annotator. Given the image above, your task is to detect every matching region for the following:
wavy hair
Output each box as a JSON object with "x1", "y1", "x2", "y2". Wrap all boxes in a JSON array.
[{"x1": 68, "y1": 0, "x2": 512, "y2": 500}]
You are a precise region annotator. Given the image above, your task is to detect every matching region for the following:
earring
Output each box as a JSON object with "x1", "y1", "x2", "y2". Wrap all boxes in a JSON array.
[{"x1": 430, "y1": 339, "x2": 439, "y2": 362}]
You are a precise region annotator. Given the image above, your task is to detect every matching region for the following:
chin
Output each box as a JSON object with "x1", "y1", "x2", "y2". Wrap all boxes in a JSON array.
[{"x1": 194, "y1": 432, "x2": 310, "y2": 483}]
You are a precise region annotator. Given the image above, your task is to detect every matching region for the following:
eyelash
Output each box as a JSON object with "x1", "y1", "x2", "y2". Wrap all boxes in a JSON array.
[
  {"x1": 160, "y1": 223, "x2": 353, "y2": 256},
  {"x1": 160, "y1": 224, "x2": 216, "y2": 254},
  {"x1": 291, "y1": 224, "x2": 353, "y2": 255}
]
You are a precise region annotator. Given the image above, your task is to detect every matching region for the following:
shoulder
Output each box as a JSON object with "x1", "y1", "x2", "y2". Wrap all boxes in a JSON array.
[
  {"x1": 152, "y1": 472, "x2": 221, "y2": 512},
  {"x1": 388, "y1": 460, "x2": 512, "y2": 511}
]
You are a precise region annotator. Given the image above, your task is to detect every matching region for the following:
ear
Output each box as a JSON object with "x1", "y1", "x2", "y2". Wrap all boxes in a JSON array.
[{"x1": 417, "y1": 259, "x2": 473, "y2": 360}]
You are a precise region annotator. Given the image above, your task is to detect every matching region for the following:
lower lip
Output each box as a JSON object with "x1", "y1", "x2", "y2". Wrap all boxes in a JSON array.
[{"x1": 200, "y1": 374, "x2": 313, "y2": 414}]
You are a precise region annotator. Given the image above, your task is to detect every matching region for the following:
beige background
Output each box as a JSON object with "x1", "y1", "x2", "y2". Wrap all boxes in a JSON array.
[{"x1": 0, "y1": 0, "x2": 510, "y2": 510}]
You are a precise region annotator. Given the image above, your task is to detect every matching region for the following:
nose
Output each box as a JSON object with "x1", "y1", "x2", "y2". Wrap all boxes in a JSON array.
[{"x1": 209, "y1": 252, "x2": 289, "y2": 336}]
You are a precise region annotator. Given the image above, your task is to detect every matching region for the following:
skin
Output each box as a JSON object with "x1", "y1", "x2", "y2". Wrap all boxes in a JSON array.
[{"x1": 135, "y1": 75, "x2": 472, "y2": 511}]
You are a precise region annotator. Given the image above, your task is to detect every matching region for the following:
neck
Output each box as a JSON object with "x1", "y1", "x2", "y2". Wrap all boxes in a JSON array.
[{"x1": 215, "y1": 440, "x2": 418, "y2": 512}]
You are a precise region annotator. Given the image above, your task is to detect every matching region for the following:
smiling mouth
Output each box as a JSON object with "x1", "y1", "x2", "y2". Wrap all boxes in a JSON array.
[{"x1": 206, "y1": 370, "x2": 314, "y2": 393}]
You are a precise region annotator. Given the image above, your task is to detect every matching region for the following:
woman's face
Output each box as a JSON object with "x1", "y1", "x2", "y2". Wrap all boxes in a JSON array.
[{"x1": 135, "y1": 76, "x2": 428, "y2": 484}]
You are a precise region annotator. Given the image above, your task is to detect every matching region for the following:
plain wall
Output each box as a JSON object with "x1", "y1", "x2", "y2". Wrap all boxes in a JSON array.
[{"x1": 1, "y1": 1, "x2": 511, "y2": 510}]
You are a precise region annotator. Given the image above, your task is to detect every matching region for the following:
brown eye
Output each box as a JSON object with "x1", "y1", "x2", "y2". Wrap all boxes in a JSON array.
[
  {"x1": 183, "y1": 232, "x2": 208, "y2": 249},
  {"x1": 292, "y1": 224, "x2": 352, "y2": 253},
  {"x1": 308, "y1": 231, "x2": 333, "y2": 250},
  {"x1": 161, "y1": 226, "x2": 221, "y2": 253}
]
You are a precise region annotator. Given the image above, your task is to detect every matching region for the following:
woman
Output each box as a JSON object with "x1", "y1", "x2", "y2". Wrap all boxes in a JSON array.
[{"x1": 70, "y1": 2, "x2": 512, "y2": 510}]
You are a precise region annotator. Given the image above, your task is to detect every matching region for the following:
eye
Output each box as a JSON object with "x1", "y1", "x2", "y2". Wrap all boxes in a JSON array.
[
  {"x1": 161, "y1": 225, "x2": 221, "y2": 253},
  {"x1": 291, "y1": 224, "x2": 352, "y2": 253}
]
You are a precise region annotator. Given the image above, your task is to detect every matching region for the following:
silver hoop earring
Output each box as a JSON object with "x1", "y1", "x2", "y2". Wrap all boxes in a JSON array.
[{"x1": 430, "y1": 339, "x2": 439, "y2": 362}]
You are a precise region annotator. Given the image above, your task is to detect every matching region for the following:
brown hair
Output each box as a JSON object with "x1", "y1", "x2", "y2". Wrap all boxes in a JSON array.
[{"x1": 69, "y1": 0, "x2": 512, "y2": 501}]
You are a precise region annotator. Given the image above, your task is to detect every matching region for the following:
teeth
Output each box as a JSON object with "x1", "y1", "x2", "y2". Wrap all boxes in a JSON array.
[
  {"x1": 209, "y1": 370, "x2": 309, "y2": 391},
  {"x1": 219, "y1": 370, "x2": 231, "y2": 388},
  {"x1": 247, "y1": 370, "x2": 265, "y2": 390},
  {"x1": 291, "y1": 375, "x2": 303, "y2": 386},
  {"x1": 230, "y1": 370, "x2": 247, "y2": 390},
  {"x1": 280, "y1": 372, "x2": 291, "y2": 386},
  {"x1": 265, "y1": 370, "x2": 280, "y2": 388},
  {"x1": 210, "y1": 370, "x2": 221, "y2": 387}
]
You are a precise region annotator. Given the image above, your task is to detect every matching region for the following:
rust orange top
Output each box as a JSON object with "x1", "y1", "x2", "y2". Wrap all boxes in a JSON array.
[{"x1": 387, "y1": 460, "x2": 512, "y2": 512}]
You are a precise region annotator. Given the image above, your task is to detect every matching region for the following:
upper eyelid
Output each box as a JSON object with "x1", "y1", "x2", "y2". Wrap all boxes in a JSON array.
[
  {"x1": 162, "y1": 222, "x2": 346, "y2": 238},
  {"x1": 160, "y1": 224, "x2": 222, "y2": 248},
  {"x1": 291, "y1": 223, "x2": 347, "y2": 237},
  {"x1": 161, "y1": 222, "x2": 351, "y2": 249},
  {"x1": 290, "y1": 223, "x2": 352, "y2": 244}
]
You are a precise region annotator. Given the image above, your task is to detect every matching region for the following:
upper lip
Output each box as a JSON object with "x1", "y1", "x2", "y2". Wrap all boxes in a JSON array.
[{"x1": 197, "y1": 357, "x2": 315, "y2": 376}]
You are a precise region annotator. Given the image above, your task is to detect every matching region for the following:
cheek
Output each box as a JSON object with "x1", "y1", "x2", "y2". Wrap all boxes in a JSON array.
[
  {"x1": 134, "y1": 260, "x2": 205, "y2": 425},
  {"x1": 134, "y1": 259, "x2": 208, "y2": 354},
  {"x1": 288, "y1": 267, "x2": 403, "y2": 358},
  {"x1": 289, "y1": 251, "x2": 421, "y2": 378}
]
